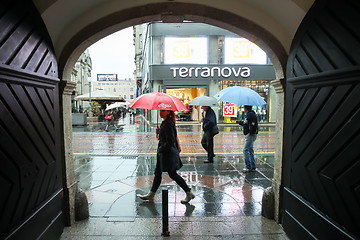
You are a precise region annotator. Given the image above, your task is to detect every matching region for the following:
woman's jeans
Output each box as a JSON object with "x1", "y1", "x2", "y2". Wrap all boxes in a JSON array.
[{"x1": 243, "y1": 134, "x2": 257, "y2": 170}]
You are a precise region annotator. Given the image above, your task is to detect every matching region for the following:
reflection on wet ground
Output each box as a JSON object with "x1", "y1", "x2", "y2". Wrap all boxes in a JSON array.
[
  {"x1": 72, "y1": 116, "x2": 275, "y2": 156},
  {"x1": 73, "y1": 115, "x2": 275, "y2": 219},
  {"x1": 62, "y1": 115, "x2": 289, "y2": 239},
  {"x1": 75, "y1": 155, "x2": 273, "y2": 218}
]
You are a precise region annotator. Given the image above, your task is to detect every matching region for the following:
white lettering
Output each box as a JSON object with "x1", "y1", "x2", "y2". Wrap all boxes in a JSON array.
[
  {"x1": 211, "y1": 67, "x2": 221, "y2": 77},
  {"x1": 179, "y1": 67, "x2": 188, "y2": 78},
  {"x1": 194, "y1": 67, "x2": 201, "y2": 77},
  {"x1": 188, "y1": 67, "x2": 195, "y2": 77},
  {"x1": 221, "y1": 67, "x2": 231, "y2": 77},
  {"x1": 201, "y1": 67, "x2": 210, "y2": 77},
  {"x1": 170, "y1": 67, "x2": 179, "y2": 77},
  {"x1": 158, "y1": 103, "x2": 172, "y2": 109},
  {"x1": 232, "y1": 67, "x2": 242, "y2": 77},
  {"x1": 241, "y1": 67, "x2": 250, "y2": 77},
  {"x1": 170, "y1": 66, "x2": 251, "y2": 78}
]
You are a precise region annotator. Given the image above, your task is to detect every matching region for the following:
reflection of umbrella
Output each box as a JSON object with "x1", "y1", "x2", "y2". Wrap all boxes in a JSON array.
[
  {"x1": 189, "y1": 96, "x2": 219, "y2": 107},
  {"x1": 129, "y1": 92, "x2": 188, "y2": 112},
  {"x1": 214, "y1": 86, "x2": 266, "y2": 106},
  {"x1": 74, "y1": 89, "x2": 123, "y2": 101},
  {"x1": 105, "y1": 101, "x2": 130, "y2": 111}
]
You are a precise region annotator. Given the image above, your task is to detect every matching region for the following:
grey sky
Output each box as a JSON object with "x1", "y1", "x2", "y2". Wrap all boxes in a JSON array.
[{"x1": 88, "y1": 27, "x2": 135, "y2": 81}]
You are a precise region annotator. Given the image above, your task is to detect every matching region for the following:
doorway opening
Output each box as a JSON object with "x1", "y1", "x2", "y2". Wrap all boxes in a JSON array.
[{"x1": 166, "y1": 87, "x2": 206, "y2": 121}]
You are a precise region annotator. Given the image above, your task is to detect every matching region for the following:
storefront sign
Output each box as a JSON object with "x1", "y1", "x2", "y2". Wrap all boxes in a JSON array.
[
  {"x1": 223, "y1": 104, "x2": 237, "y2": 117},
  {"x1": 170, "y1": 66, "x2": 250, "y2": 78},
  {"x1": 149, "y1": 64, "x2": 275, "y2": 81},
  {"x1": 97, "y1": 74, "x2": 117, "y2": 81}
]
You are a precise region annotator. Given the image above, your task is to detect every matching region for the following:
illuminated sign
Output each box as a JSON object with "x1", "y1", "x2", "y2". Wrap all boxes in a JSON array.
[
  {"x1": 164, "y1": 37, "x2": 207, "y2": 64},
  {"x1": 170, "y1": 66, "x2": 250, "y2": 78},
  {"x1": 224, "y1": 38, "x2": 267, "y2": 64},
  {"x1": 97, "y1": 74, "x2": 118, "y2": 81}
]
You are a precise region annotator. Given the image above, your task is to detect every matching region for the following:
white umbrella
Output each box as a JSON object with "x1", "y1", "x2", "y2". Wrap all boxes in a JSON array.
[
  {"x1": 74, "y1": 89, "x2": 123, "y2": 101},
  {"x1": 189, "y1": 96, "x2": 219, "y2": 107},
  {"x1": 105, "y1": 101, "x2": 130, "y2": 111}
]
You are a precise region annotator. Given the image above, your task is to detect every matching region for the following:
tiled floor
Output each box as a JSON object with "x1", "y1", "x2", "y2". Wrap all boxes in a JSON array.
[{"x1": 61, "y1": 116, "x2": 289, "y2": 239}]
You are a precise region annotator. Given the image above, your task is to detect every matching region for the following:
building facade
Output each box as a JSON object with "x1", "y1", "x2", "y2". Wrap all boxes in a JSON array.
[
  {"x1": 72, "y1": 49, "x2": 92, "y2": 112},
  {"x1": 92, "y1": 74, "x2": 137, "y2": 102},
  {"x1": 133, "y1": 22, "x2": 277, "y2": 124}
]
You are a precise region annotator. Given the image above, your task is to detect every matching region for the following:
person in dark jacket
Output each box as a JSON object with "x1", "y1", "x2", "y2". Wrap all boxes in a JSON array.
[
  {"x1": 137, "y1": 110, "x2": 195, "y2": 203},
  {"x1": 201, "y1": 106, "x2": 217, "y2": 163},
  {"x1": 236, "y1": 105, "x2": 259, "y2": 172}
]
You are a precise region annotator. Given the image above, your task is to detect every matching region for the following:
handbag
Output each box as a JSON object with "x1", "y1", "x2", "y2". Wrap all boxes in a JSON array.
[
  {"x1": 105, "y1": 114, "x2": 112, "y2": 120},
  {"x1": 158, "y1": 145, "x2": 183, "y2": 172},
  {"x1": 212, "y1": 125, "x2": 219, "y2": 135}
]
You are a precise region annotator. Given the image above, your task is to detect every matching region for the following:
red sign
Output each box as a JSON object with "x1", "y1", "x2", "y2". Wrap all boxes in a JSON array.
[{"x1": 223, "y1": 104, "x2": 236, "y2": 117}]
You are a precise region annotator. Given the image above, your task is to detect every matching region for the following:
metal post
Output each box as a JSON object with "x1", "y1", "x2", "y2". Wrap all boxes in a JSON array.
[
  {"x1": 88, "y1": 81, "x2": 92, "y2": 113},
  {"x1": 161, "y1": 189, "x2": 170, "y2": 236}
]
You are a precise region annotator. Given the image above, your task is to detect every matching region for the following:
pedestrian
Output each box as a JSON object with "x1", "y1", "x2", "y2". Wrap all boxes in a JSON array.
[
  {"x1": 105, "y1": 110, "x2": 117, "y2": 131},
  {"x1": 137, "y1": 110, "x2": 195, "y2": 204},
  {"x1": 201, "y1": 106, "x2": 218, "y2": 163},
  {"x1": 236, "y1": 105, "x2": 258, "y2": 172}
]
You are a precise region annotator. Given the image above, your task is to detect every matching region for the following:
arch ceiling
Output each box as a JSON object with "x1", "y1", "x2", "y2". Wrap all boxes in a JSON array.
[{"x1": 32, "y1": 0, "x2": 314, "y2": 79}]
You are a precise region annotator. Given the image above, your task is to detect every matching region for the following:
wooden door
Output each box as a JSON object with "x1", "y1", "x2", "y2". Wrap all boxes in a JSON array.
[
  {"x1": 283, "y1": 0, "x2": 360, "y2": 239},
  {"x1": 0, "y1": 0, "x2": 63, "y2": 239}
]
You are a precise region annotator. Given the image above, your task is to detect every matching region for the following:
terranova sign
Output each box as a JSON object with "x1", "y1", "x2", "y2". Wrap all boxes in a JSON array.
[
  {"x1": 149, "y1": 64, "x2": 275, "y2": 81},
  {"x1": 171, "y1": 66, "x2": 250, "y2": 78}
]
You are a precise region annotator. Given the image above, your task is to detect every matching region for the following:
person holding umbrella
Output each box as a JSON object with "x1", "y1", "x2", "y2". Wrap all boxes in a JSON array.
[
  {"x1": 236, "y1": 105, "x2": 259, "y2": 172},
  {"x1": 201, "y1": 106, "x2": 217, "y2": 163},
  {"x1": 188, "y1": 96, "x2": 219, "y2": 164},
  {"x1": 137, "y1": 109, "x2": 195, "y2": 203},
  {"x1": 104, "y1": 110, "x2": 117, "y2": 132}
]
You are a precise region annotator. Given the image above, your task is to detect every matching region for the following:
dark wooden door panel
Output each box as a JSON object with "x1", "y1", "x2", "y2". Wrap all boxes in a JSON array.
[
  {"x1": 284, "y1": 0, "x2": 360, "y2": 238},
  {"x1": 0, "y1": 0, "x2": 63, "y2": 239}
]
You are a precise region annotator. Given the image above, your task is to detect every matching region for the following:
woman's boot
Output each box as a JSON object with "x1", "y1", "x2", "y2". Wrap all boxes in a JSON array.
[
  {"x1": 181, "y1": 191, "x2": 195, "y2": 204},
  {"x1": 137, "y1": 191, "x2": 155, "y2": 201}
]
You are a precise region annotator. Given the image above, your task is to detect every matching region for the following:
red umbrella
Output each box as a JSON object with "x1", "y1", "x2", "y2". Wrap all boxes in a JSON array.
[
  {"x1": 129, "y1": 92, "x2": 188, "y2": 112},
  {"x1": 129, "y1": 92, "x2": 188, "y2": 128}
]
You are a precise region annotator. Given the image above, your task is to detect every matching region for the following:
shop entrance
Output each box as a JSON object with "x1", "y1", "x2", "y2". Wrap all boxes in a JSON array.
[{"x1": 166, "y1": 87, "x2": 207, "y2": 122}]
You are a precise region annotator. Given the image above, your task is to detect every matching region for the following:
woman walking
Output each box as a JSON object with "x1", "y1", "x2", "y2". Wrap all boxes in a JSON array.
[{"x1": 137, "y1": 110, "x2": 195, "y2": 204}]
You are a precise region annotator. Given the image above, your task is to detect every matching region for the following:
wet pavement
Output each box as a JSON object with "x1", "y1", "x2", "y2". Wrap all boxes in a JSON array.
[{"x1": 61, "y1": 115, "x2": 289, "y2": 239}]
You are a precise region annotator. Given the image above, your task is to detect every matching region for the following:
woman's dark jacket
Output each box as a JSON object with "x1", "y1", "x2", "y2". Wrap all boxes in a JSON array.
[{"x1": 157, "y1": 118, "x2": 182, "y2": 172}]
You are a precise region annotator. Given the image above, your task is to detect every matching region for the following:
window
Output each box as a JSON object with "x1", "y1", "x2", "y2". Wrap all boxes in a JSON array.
[
  {"x1": 114, "y1": 88, "x2": 116, "y2": 92},
  {"x1": 130, "y1": 95, "x2": 134, "y2": 99}
]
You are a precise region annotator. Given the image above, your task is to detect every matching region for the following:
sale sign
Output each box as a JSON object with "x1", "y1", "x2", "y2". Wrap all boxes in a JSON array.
[{"x1": 223, "y1": 104, "x2": 237, "y2": 117}]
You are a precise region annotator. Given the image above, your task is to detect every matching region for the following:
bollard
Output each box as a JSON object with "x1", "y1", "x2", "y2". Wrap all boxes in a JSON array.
[{"x1": 161, "y1": 189, "x2": 170, "y2": 236}]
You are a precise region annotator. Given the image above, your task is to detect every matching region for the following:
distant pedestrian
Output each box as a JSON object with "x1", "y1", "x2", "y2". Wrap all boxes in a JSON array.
[
  {"x1": 130, "y1": 108, "x2": 136, "y2": 118},
  {"x1": 137, "y1": 110, "x2": 195, "y2": 204},
  {"x1": 236, "y1": 105, "x2": 258, "y2": 172},
  {"x1": 105, "y1": 110, "x2": 117, "y2": 131},
  {"x1": 201, "y1": 106, "x2": 218, "y2": 163}
]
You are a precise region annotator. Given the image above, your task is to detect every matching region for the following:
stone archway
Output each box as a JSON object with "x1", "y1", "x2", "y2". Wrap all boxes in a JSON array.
[{"x1": 59, "y1": 2, "x2": 288, "y2": 225}]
